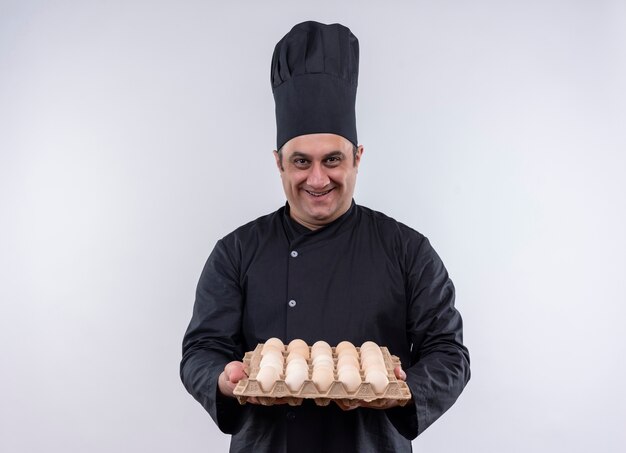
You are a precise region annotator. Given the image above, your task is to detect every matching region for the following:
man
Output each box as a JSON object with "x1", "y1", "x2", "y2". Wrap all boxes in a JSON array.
[{"x1": 181, "y1": 21, "x2": 470, "y2": 452}]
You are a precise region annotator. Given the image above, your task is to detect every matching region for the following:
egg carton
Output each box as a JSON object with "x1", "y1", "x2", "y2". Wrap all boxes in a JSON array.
[{"x1": 233, "y1": 344, "x2": 411, "y2": 407}]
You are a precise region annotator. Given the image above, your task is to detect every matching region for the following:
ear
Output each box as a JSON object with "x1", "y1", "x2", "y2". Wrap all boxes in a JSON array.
[
  {"x1": 354, "y1": 145, "x2": 364, "y2": 169},
  {"x1": 273, "y1": 150, "x2": 283, "y2": 172}
]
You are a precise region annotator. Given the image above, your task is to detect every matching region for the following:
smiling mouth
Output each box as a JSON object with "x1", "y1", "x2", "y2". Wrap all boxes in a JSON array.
[{"x1": 304, "y1": 188, "x2": 334, "y2": 197}]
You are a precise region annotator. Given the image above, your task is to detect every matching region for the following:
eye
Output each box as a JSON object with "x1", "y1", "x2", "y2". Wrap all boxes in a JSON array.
[
  {"x1": 293, "y1": 158, "x2": 310, "y2": 168},
  {"x1": 325, "y1": 156, "x2": 342, "y2": 166}
]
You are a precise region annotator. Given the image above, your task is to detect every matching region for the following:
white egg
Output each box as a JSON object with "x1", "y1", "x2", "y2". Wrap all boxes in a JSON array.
[
  {"x1": 362, "y1": 363, "x2": 386, "y2": 375},
  {"x1": 336, "y1": 341, "x2": 357, "y2": 356},
  {"x1": 260, "y1": 354, "x2": 284, "y2": 374},
  {"x1": 359, "y1": 348, "x2": 380, "y2": 358},
  {"x1": 338, "y1": 349, "x2": 359, "y2": 361},
  {"x1": 311, "y1": 350, "x2": 332, "y2": 362},
  {"x1": 256, "y1": 366, "x2": 279, "y2": 391},
  {"x1": 311, "y1": 366, "x2": 334, "y2": 392},
  {"x1": 284, "y1": 366, "x2": 308, "y2": 392},
  {"x1": 262, "y1": 343, "x2": 284, "y2": 357},
  {"x1": 286, "y1": 354, "x2": 307, "y2": 367},
  {"x1": 311, "y1": 340, "x2": 332, "y2": 357},
  {"x1": 365, "y1": 368, "x2": 389, "y2": 394},
  {"x1": 360, "y1": 347, "x2": 383, "y2": 361},
  {"x1": 261, "y1": 351, "x2": 285, "y2": 363},
  {"x1": 361, "y1": 355, "x2": 385, "y2": 371},
  {"x1": 311, "y1": 363, "x2": 332, "y2": 374},
  {"x1": 261, "y1": 349, "x2": 284, "y2": 366},
  {"x1": 287, "y1": 339, "x2": 308, "y2": 352},
  {"x1": 289, "y1": 346, "x2": 310, "y2": 360},
  {"x1": 261, "y1": 337, "x2": 285, "y2": 354},
  {"x1": 312, "y1": 340, "x2": 331, "y2": 350},
  {"x1": 311, "y1": 351, "x2": 333, "y2": 363},
  {"x1": 286, "y1": 359, "x2": 308, "y2": 375},
  {"x1": 264, "y1": 337, "x2": 285, "y2": 349},
  {"x1": 360, "y1": 341, "x2": 380, "y2": 352},
  {"x1": 338, "y1": 367, "x2": 362, "y2": 392},
  {"x1": 337, "y1": 354, "x2": 359, "y2": 369},
  {"x1": 286, "y1": 350, "x2": 308, "y2": 363},
  {"x1": 364, "y1": 364, "x2": 387, "y2": 377},
  {"x1": 337, "y1": 363, "x2": 360, "y2": 379},
  {"x1": 312, "y1": 354, "x2": 334, "y2": 369}
]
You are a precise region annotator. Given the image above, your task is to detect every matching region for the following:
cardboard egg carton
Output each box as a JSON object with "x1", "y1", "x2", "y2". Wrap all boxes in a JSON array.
[{"x1": 233, "y1": 344, "x2": 411, "y2": 407}]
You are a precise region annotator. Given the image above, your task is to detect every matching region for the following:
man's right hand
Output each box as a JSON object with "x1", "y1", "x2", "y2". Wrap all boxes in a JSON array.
[
  {"x1": 218, "y1": 361, "x2": 267, "y2": 405},
  {"x1": 218, "y1": 361, "x2": 248, "y2": 398}
]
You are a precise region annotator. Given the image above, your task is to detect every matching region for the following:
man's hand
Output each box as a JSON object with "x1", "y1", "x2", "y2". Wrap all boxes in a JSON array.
[
  {"x1": 335, "y1": 365, "x2": 409, "y2": 411},
  {"x1": 218, "y1": 361, "x2": 248, "y2": 398},
  {"x1": 219, "y1": 361, "x2": 290, "y2": 405}
]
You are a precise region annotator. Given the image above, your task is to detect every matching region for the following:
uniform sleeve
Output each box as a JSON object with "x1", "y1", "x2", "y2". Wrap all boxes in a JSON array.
[
  {"x1": 180, "y1": 239, "x2": 248, "y2": 434},
  {"x1": 386, "y1": 235, "x2": 470, "y2": 438}
]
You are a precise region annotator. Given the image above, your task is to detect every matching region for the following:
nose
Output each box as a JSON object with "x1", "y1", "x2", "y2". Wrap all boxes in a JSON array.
[{"x1": 306, "y1": 162, "x2": 330, "y2": 189}]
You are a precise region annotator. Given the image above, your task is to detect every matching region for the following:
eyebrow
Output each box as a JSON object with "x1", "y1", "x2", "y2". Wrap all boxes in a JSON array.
[{"x1": 290, "y1": 150, "x2": 345, "y2": 160}]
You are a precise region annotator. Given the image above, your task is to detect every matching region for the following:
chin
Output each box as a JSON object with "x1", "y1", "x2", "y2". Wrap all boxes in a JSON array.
[{"x1": 308, "y1": 209, "x2": 339, "y2": 223}]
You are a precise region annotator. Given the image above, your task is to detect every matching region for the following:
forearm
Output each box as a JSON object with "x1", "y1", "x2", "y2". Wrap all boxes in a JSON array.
[
  {"x1": 180, "y1": 238, "x2": 247, "y2": 433},
  {"x1": 406, "y1": 341, "x2": 470, "y2": 436},
  {"x1": 180, "y1": 345, "x2": 247, "y2": 434},
  {"x1": 383, "y1": 339, "x2": 469, "y2": 439},
  {"x1": 390, "y1": 235, "x2": 470, "y2": 438}
]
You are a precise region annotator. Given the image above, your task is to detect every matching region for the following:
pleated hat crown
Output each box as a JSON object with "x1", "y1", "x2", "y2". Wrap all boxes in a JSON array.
[{"x1": 271, "y1": 21, "x2": 359, "y2": 150}]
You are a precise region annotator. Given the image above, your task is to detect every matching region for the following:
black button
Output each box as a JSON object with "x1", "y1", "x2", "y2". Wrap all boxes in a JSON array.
[{"x1": 286, "y1": 411, "x2": 296, "y2": 420}]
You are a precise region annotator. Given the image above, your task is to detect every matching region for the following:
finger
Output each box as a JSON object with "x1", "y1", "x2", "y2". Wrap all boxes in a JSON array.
[
  {"x1": 335, "y1": 399, "x2": 360, "y2": 411},
  {"x1": 229, "y1": 366, "x2": 247, "y2": 383},
  {"x1": 375, "y1": 400, "x2": 396, "y2": 409},
  {"x1": 394, "y1": 366, "x2": 407, "y2": 381},
  {"x1": 218, "y1": 371, "x2": 235, "y2": 397},
  {"x1": 359, "y1": 398, "x2": 398, "y2": 410},
  {"x1": 225, "y1": 361, "x2": 247, "y2": 384}
]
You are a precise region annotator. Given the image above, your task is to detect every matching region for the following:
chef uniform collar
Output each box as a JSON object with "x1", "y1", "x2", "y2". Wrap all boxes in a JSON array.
[{"x1": 282, "y1": 200, "x2": 357, "y2": 243}]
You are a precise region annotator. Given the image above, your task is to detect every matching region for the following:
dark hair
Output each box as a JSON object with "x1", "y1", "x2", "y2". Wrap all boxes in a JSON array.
[{"x1": 276, "y1": 144, "x2": 359, "y2": 171}]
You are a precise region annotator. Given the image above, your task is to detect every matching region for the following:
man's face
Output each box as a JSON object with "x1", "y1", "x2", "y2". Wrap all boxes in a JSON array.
[{"x1": 274, "y1": 133, "x2": 363, "y2": 230}]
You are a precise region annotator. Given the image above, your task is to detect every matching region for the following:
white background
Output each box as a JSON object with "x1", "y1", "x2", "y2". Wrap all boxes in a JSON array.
[{"x1": 1, "y1": 1, "x2": 625, "y2": 451}]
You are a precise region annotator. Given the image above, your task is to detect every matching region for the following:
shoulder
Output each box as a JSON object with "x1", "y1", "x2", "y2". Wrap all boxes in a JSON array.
[
  {"x1": 203, "y1": 207, "x2": 285, "y2": 272},
  {"x1": 229, "y1": 208, "x2": 283, "y2": 238},
  {"x1": 216, "y1": 206, "x2": 285, "y2": 252},
  {"x1": 356, "y1": 205, "x2": 446, "y2": 274},
  {"x1": 355, "y1": 204, "x2": 425, "y2": 243},
  {"x1": 354, "y1": 204, "x2": 434, "y2": 268}
]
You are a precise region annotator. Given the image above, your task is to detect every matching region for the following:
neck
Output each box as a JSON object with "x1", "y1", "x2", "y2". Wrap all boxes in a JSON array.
[{"x1": 288, "y1": 200, "x2": 353, "y2": 230}]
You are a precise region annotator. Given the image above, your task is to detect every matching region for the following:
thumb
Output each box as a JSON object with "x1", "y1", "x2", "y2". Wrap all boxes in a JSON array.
[
  {"x1": 225, "y1": 362, "x2": 247, "y2": 384},
  {"x1": 394, "y1": 366, "x2": 407, "y2": 381}
]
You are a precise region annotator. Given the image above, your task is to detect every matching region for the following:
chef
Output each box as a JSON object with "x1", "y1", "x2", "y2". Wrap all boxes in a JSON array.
[{"x1": 180, "y1": 21, "x2": 470, "y2": 452}]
